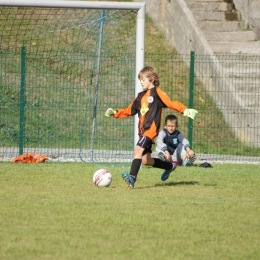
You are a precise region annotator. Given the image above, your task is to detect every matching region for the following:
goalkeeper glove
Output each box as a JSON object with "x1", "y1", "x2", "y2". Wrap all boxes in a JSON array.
[
  {"x1": 183, "y1": 109, "x2": 198, "y2": 120},
  {"x1": 105, "y1": 108, "x2": 116, "y2": 117}
]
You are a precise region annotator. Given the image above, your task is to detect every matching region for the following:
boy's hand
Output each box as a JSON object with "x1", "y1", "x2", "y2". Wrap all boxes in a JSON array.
[
  {"x1": 165, "y1": 151, "x2": 172, "y2": 162},
  {"x1": 187, "y1": 149, "x2": 195, "y2": 158},
  {"x1": 183, "y1": 109, "x2": 198, "y2": 120},
  {"x1": 105, "y1": 108, "x2": 116, "y2": 117}
]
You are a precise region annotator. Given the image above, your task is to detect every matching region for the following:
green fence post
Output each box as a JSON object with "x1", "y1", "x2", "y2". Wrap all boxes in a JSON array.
[
  {"x1": 19, "y1": 46, "x2": 26, "y2": 155},
  {"x1": 188, "y1": 51, "x2": 195, "y2": 149}
]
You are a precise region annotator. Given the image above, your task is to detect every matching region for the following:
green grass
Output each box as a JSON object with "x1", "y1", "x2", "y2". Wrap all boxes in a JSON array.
[{"x1": 1, "y1": 162, "x2": 260, "y2": 260}]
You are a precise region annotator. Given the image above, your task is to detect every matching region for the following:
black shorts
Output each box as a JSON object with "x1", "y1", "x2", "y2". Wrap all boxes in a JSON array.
[{"x1": 137, "y1": 136, "x2": 153, "y2": 156}]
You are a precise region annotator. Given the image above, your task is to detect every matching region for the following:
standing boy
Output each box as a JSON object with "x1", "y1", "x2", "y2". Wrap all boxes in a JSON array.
[
  {"x1": 105, "y1": 66, "x2": 197, "y2": 188},
  {"x1": 156, "y1": 114, "x2": 196, "y2": 166}
]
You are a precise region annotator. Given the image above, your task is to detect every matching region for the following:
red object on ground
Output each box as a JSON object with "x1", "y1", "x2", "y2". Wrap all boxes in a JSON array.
[{"x1": 11, "y1": 153, "x2": 49, "y2": 163}]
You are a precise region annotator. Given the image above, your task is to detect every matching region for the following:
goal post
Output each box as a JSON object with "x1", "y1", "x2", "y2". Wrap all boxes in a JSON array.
[{"x1": 0, "y1": 1, "x2": 145, "y2": 162}]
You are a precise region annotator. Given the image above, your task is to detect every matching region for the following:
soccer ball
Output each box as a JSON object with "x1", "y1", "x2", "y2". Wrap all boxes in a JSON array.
[{"x1": 93, "y1": 169, "x2": 112, "y2": 187}]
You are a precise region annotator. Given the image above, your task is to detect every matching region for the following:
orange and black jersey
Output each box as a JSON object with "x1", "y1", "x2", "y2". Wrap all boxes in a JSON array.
[{"x1": 114, "y1": 87, "x2": 187, "y2": 142}]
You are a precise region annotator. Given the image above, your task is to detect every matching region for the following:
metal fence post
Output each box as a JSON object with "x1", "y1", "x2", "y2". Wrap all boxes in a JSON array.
[
  {"x1": 188, "y1": 51, "x2": 195, "y2": 149},
  {"x1": 19, "y1": 46, "x2": 26, "y2": 155}
]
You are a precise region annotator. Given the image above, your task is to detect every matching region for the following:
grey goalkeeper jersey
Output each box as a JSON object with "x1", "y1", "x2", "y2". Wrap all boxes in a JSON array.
[{"x1": 156, "y1": 129, "x2": 190, "y2": 155}]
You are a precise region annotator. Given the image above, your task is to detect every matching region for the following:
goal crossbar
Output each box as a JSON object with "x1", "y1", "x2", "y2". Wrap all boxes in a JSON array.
[{"x1": 0, "y1": 1, "x2": 145, "y2": 11}]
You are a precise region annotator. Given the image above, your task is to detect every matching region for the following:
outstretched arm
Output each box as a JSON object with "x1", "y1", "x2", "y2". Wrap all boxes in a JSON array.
[
  {"x1": 105, "y1": 108, "x2": 116, "y2": 117},
  {"x1": 156, "y1": 88, "x2": 187, "y2": 113},
  {"x1": 183, "y1": 109, "x2": 198, "y2": 120},
  {"x1": 105, "y1": 96, "x2": 139, "y2": 118},
  {"x1": 156, "y1": 88, "x2": 198, "y2": 120}
]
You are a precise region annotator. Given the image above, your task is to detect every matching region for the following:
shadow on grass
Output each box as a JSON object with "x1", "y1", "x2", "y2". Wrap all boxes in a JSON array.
[
  {"x1": 155, "y1": 181, "x2": 200, "y2": 187},
  {"x1": 135, "y1": 181, "x2": 199, "y2": 189}
]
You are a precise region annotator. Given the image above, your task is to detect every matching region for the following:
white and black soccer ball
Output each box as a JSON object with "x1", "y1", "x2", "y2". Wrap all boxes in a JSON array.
[{"x1": 93, "y1": 169, "x2": 112, "y2": 187}]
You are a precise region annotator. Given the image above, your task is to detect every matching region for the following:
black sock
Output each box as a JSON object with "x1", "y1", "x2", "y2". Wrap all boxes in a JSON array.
[
  {"x1": 129, "y1": 158, "x2": 142, "y2": 182},
  {"x1": 153, "y1": 158, "x2": 172, "y2": 170}
]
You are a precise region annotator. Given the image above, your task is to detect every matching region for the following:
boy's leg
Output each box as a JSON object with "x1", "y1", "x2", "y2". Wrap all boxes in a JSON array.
[
  {"x1": 122, "y1": 136, "x2": 148, "y2": 188},
  {"x1": 152, "y1": 157, "x2": 177, "y2": 181},
  {"x1": 128, "y1": 158, "x2": 142, "y2": 182},
  {"x1": 143, "y1": 145, "x2": 173, "y2": 170},
  {"x1": 153, "y1": 158, "x2": 172, "y2": 170},
  {"x1": 171, "y1": 148, "x2": 182, "y2": 165},
  {"x1": 178, "y1": 144, "x2": 196, "y2": 166},
  {"x1": 182, "y1": 154, "x2": 196, "y2": 166},
  {"x1": 122, "y1": 151, "x2": 142, "y2": 189}
]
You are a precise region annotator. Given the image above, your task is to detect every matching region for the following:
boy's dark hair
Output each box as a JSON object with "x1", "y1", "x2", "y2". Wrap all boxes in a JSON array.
[
  {"x1": 165, "y1": 114, "x2": 178, "y2": 124},
  {"x1": 138, "y1": 66, "x2": 160, "y2": 87}
]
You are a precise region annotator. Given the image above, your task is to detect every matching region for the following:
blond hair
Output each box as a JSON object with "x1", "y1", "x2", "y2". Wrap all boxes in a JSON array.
[{"x1": 138, "y1": 66, "x2": 160, "y2": 87}]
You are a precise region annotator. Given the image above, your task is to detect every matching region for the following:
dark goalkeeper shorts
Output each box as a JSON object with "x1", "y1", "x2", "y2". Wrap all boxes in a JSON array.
[{"x1": 137, "y1": 135, "x2": 153, "y2": 155}]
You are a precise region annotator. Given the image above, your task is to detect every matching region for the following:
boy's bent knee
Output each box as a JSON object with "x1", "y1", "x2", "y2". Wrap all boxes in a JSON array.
[
  {"x1": 142, "y1": 158, "x2": 148, "y2": 165},
  {"x1": 142, "y1": 158, "x2": 154, "y2": 166}
]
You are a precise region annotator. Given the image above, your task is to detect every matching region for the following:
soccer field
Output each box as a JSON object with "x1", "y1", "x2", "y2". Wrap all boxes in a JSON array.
[{"x1": 0, "y1": 162, "x2": 259, "y2": 260}]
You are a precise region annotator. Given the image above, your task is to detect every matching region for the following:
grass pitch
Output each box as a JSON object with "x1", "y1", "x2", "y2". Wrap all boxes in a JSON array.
[{"x1": 0, "y1": 162, "x2": 259, "y2": 260}]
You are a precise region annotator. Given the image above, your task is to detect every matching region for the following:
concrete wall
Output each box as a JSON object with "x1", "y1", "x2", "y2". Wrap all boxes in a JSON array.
[
  {"x1": 134, "y1": 0, "x2": 260, "y2": 51},
  {"x1": 233, "y1": 0, "x2": 260, "y2": 38},
  {"x1": 134, "y1": 0, "x2": 213, "y2": 56}
]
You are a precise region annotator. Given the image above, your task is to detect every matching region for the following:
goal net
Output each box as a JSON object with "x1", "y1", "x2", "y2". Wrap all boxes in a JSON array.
[{"x1": 0, "y1": 1, "x2": 145, "y2": 163}]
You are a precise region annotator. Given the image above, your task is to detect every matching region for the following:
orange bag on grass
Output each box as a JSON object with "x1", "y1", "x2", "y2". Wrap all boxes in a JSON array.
[{"x1": 11, "y1": 153, "x2": 49, "y2": 163}]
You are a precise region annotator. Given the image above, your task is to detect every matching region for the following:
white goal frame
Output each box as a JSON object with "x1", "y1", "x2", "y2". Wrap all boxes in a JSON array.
[{"x1": 0, "y1": 0, "x2": 145, "y2": 147}]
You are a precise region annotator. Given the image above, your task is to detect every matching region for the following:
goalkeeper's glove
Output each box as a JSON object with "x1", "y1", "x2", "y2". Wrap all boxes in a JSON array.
[
  {"x1": 183, "y1": 108, "x2": 198, "y2": 120},
  {"x1": 105, "y1": 108, "x2": 116, "y2": 117}
]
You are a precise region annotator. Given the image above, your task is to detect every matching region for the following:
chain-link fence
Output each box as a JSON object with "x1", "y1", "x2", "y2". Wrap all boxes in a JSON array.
[
  {"x1": 147, "y1": 52, "x2": 260, "y2": 163},
  {"x1": 1, "y1": 50, "x2": 260, "y2": 163}
]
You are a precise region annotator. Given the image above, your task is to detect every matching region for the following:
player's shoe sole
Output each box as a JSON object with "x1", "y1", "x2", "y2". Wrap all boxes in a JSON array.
[
  {"x1": 121, "y1": 172, "x2": 134, "y2": 189},
  {"x1": 158, "y1": 151, "x2": 169, "y2": 162},
  {"x1": 161, "y1": 163, "x2": 177, "y2": 181}
]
